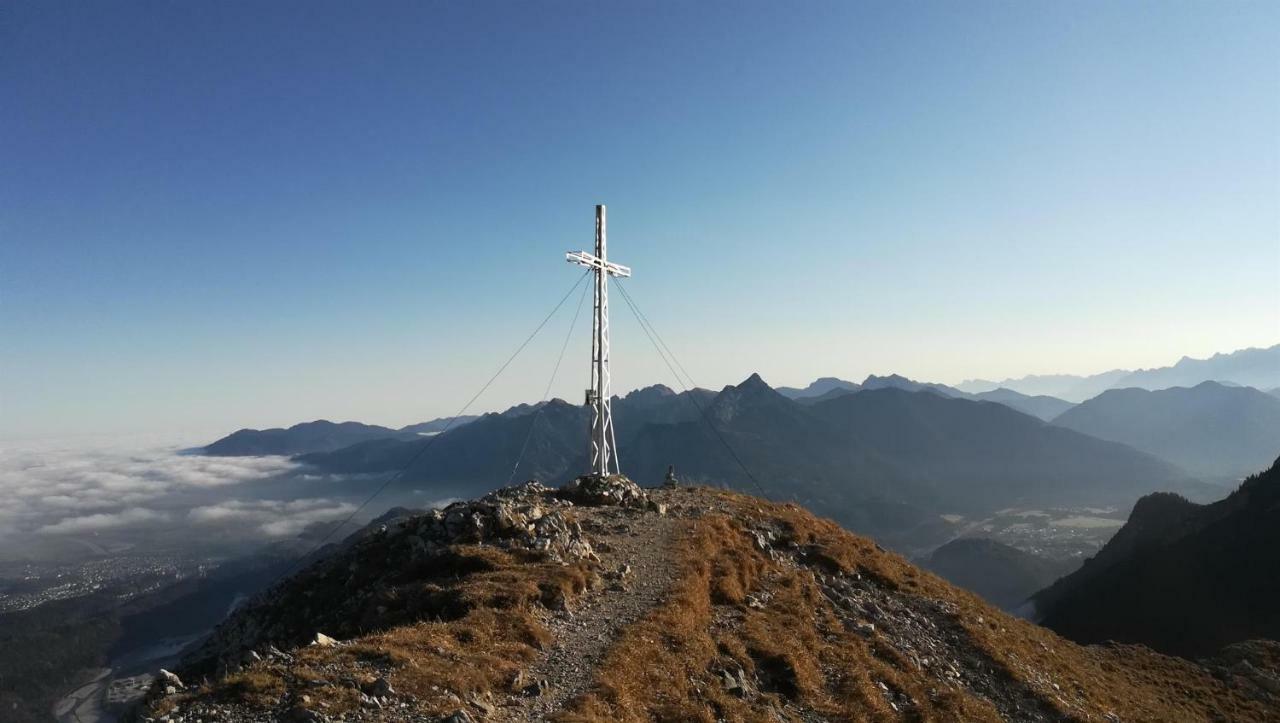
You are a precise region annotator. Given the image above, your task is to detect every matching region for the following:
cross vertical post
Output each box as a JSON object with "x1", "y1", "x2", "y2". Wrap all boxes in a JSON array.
[{"x1": 566, "y1": 204, "x2": 631, "y2": 477}]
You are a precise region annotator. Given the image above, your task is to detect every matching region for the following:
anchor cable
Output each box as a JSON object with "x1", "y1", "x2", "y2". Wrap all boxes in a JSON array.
[
  {"x1": 614, "y1": 279, "x2": 772, "y2": 501},
  {"x1": 274, "y1": 269, "x2": 592, "y2": 580},
  {"x1": 505, "y1": 274, "x2": 591, "y2": 485}
]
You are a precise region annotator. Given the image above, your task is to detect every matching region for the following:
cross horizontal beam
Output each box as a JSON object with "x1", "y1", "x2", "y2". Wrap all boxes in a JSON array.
[{"x1": 566, "y1": 250, "x2": 631, "y2": 277}]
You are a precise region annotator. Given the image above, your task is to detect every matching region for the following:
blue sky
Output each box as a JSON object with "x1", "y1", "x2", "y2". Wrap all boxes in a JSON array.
[{"x1": 2, "y1": 1, "x2": 1277, "y2": 438}]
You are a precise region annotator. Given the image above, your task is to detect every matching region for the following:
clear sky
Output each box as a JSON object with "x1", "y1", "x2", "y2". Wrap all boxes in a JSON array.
[{"x1": 2, "y1": 1, "x2": 1277, "y2": 439}]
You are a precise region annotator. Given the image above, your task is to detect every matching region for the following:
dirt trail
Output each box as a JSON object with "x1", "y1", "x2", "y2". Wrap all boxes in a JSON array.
[{"x1": 492, "y1": 501, "x2": 681, "y2": 721}]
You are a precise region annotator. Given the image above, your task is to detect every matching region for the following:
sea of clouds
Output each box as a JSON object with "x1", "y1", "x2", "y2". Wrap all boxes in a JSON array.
[{"x1": 0, "y1": 433, "x2": 362, "y2": 545}]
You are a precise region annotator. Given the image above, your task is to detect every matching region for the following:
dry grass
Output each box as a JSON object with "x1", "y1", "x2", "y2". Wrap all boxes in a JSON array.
[
  {"x1": 163, "y1": 487, "x2": 1277, "y2": 722},
  {"x1": 216, "y1": 669, "x2": 288, "y2": 707},
  {"x1": 557, "y1": 505, "x2": 1001, "y2": 722},
  {"x1": 559, "y1": 490, "x2": 1277, "y2": 722},
  {"x1": 155, "y1": 543, "x2": 594, "y2": 719}
]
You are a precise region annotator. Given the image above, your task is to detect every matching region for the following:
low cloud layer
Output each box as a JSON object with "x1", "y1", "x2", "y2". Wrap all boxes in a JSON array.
[
  {"x1": 0, "y1": 436, "x2": 304, "y2": 542},
  {"x1": 37, "y1": 507, "x2": 170, "y2": 535},
  {"x1": 188, "y1": 498, "x2": 357, "y2": 537}
]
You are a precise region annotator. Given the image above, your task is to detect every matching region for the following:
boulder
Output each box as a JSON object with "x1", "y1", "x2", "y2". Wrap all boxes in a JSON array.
[{"x1": 158, "y1": 669, "x2": 184, "y2": 690}]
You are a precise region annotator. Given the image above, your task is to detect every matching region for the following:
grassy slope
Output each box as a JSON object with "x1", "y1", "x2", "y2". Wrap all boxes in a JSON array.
[
  {"x1": 160, "y1": 488, "x2": 1275, "y2": 722},
  {"x1": 563, "y1": 492, "x2": 1270, "y2": 722}
]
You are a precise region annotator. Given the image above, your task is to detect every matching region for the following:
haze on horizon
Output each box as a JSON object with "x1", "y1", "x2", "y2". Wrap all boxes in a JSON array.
[{"x1": 2, "y1": 2, "x2": 1277, "y2": 439}]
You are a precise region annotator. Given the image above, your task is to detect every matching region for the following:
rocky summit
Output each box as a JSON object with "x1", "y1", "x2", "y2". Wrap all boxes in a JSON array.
[{"x1": 143, "y1": 476, "x2": 1279, "y2": 722}]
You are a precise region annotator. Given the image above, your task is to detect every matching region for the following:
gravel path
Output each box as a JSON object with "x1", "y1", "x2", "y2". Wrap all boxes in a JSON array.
[{"x1": 492, "y1": 502, "x2": 681, "y2": 721}]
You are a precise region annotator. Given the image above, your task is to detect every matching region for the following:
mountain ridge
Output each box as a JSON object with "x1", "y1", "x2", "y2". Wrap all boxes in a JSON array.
[
  {"x1": 291, "y1": 374, "x2": 1204, "y2": 552},
  {"x1": 204, "y1": 417, "x2": 480, "y2": 457},
  {"x1": 1051, "y1": 381, "x2": 1280, "y2": 481},
  {"x1": 144, "y1": 478, "x2": 1280, "y2": 722}
]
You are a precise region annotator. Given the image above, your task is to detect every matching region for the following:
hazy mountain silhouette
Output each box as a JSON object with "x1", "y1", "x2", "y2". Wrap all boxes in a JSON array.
[
  {"x1": 1113, "y1": 344, "x2": 1280, "y2": 392},
  {"x1": 776, "y1": 376, "x2": 860, "y2": 399},
  {"x1": 860, "y1": 373, "x2": 963, "y2": 396},
  {"x1": 923, "y1": 538, "x2": 1078, "y2": 611},
  {"x1": 956, "y1": 370, "x2": 1130, "y2": 402},
  {"x1": 968, "y1": 388, "x2": 1075, "y2": 421},
  {"x1": 204, "y1": 416, "x2": 481, "y2": 457},
  {"x1": 1033, "y1": 458, "x2": 1280, "y2": 658},
  {"x1": 203, "y1": 420, "x2": 406, "y2": 456},
  {"x1": 956, "y1": 344, "x2": 1280, "y2": 401},
  {"x1": 1052, "y1": 382, "x2": 1280, "y2": 481},
  {"x1": 782, "y1": 374, "x2": 1073, "y2": 420}
]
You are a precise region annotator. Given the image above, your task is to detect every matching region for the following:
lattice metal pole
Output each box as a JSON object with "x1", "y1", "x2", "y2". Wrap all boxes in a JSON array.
[{"x1": 566, "y1": 204, "x2": 630, "y2": 477}]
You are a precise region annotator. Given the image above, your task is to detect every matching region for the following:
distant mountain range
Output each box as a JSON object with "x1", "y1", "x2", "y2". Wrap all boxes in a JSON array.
[
  {"x1": 957, "y1": 344, "x2": 1280, "y2": 402},
  {"x1": 203, "y1": 416, "x2": 479, "y2": 456},
  {"x1": 956, "y1": 370, "x2": 1130, "y2": 403},
  {"x1": 199, "y1": 343, "x2": 1278, "y2": 550},
  {"x1": 1033, "y1": 457, "x2": 1280, "y2": 658},
  {"x1": 279, "y1": 374, "x2": 1200, "y2": 550},
  {"x1": 922, "y1": 538, "x2": 1078, "y2": 612},
  {"x1": 775, "y1": 376, "x2": 860, "y2": 399},
  {"x1": 1052, "y1": 382, "x2": 1280, "y2": 482},
  {"x1": 778, "y1": 373, "x2": 1074, "y2": 421}
]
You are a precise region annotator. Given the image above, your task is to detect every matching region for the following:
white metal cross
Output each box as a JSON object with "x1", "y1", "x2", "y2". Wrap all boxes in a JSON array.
[{"x1": 566, "y1": 205, "x2": 630, "y2": 477}]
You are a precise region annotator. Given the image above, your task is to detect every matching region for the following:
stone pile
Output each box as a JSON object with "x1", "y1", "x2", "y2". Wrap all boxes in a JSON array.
[
  {"x1": 398, "y1": 480, "x2": 597, "y2": 563},
  {"x1": 557, "y1": 474, "x2": 649, "y2": 508}
]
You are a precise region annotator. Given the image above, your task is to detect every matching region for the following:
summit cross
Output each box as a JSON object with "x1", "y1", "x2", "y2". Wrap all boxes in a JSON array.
[{"x1": 566, "y1": 205, "x2": 631, "y2": 477}]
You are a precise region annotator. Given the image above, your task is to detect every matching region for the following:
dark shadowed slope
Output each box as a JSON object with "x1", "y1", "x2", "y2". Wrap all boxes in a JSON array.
[
  {"x1": 923, "y1": 538, "x2": 1078, "y2": 612},
  {"x1": 1052, "y1": 382, "x2": 1280, "y2": 481},
  {"x1": 1034, "y1": 458, "x2": 1280, "y2": 658}
]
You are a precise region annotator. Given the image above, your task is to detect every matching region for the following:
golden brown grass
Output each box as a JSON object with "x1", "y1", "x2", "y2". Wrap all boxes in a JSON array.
[
  {"x1": 153, "y1": 544, "x2": 594, "y2": 719},
  {"x1": 162, "y1": 488, "x2": 1277, "y2": 722},
  {"x1": 557, "y1": 505, "x2": 1001, "y2": 722},
  {"x1": 559, "y1": 489, "x2": 1277, "y2": 722}
]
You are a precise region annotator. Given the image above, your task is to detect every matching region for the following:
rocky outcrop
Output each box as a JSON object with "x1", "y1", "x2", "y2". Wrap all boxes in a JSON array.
[
  {"x1": 556, "y1": 474, "x2": 649, "y2": 508},
  {"x1": 144, "y1": 480, "x2": 1280, "y2": 723},
  {"x1": 179, "y1": 478, "x2": 622, "y2": 679}
]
